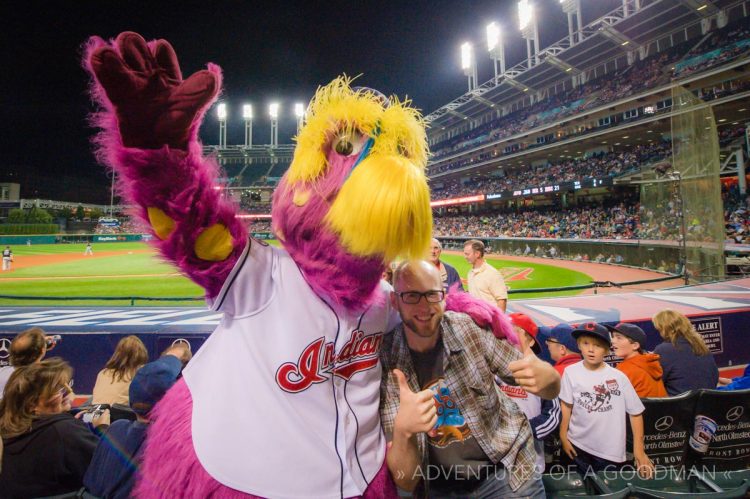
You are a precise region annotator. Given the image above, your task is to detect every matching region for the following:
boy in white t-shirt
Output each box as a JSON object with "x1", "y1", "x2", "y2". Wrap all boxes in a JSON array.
[{"x1": 559, "y1": 322, "x2": 654, "y2": 478}]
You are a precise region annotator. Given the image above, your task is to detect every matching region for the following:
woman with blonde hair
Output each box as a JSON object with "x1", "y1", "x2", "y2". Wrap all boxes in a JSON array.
[
  {"x1": 92, "y1": 335, "x2": 148, "y2": 405},
  {"x1": 0, "y1": 358, "x2": 108, "y2": 496},
  {"x1": 652, "y1": 309, "x2": 718, "y2": 396}
]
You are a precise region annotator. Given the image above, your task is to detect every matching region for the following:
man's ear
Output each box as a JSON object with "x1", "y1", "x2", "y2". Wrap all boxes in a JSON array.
[{"x1": 390, "y1": 291, "x2": 398, "y2": 309}]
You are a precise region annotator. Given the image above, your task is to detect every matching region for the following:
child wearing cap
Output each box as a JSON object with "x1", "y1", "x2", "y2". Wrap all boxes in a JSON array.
[
  {"x1": 496, "y1": 313, "x2": 562, "y2": 475},
  {"x1": 607, "y1": 322, "x2": 667, "y2": 398},
  {"x1": 559, "y1": 322, "x2": 654, "y2": 479},
  {"x1": 546, "y1": 323, "x2": 582, "y2": 376}
]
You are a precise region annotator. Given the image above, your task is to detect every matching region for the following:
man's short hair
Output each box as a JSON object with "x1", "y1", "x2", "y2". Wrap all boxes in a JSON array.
[
  {"x1": 464, "y1": 239, "x2": 485, "y2": 257},
  {"x1": 431, "y1": 238, "x2": 442, "y2": 250},
  {"x1": 10, "y1": 327, "x2": 46, "y2": 367}
]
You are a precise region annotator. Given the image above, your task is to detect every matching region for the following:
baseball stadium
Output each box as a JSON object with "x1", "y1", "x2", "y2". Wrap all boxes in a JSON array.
[{"x1": 2, "y1": 0, "x2": 750, "y2": 497}]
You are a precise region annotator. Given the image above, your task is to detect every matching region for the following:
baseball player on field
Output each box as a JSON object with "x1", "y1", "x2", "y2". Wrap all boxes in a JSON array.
[{"x1": 2, "y1": 246, "x2": 13, "y2": 271}]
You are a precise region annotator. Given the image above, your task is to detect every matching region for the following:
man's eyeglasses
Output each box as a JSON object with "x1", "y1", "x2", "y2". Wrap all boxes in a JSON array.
[
  {"x1": 545, "y1": 339, "x2": 562, "y2": 346},
  {"x1": 397, "y1": 290, "x2": 445, "y2": 304}
]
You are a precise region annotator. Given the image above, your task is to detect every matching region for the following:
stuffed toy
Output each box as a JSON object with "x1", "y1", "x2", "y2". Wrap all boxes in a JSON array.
[{"x1": 84, "y1": 31, "x2": 515, "y2": 498}]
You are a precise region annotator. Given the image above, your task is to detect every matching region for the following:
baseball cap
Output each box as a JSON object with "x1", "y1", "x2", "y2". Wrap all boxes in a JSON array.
[
  {"x1": 572, "y1": 322, "x2": 612, "y2": 347},
  {"x1": 129, "y1": 355, "x2": 182, "y2": 417},
  {"x1": 547, "y1": 323, "x2": 580, "y2": 353},
  {"x1": 605, "y1": 322, "x2": 647, "y2": 349},
  {"x1": 509, "y1": 313, "x2": 541, "y2": 354}
]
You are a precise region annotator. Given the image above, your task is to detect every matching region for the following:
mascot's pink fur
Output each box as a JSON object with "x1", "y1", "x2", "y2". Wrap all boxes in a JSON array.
[{"x1": 84, "y1": 31, "x2": 515, "y2": 498}]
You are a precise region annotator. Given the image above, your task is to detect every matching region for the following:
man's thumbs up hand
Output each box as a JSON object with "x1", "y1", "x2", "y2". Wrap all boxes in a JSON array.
[
  {"x1": 393, "y1": 369, "x2": 438, "y2": 439},
  {"x1": 508, "y1": 346, "x2": 561, "y2": 398}
]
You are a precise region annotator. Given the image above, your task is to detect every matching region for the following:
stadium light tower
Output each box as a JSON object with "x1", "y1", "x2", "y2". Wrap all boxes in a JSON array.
[
  {"x1": 487, "y1": 22, "x2": 506, "y2": 82},
  {"x1": 518, "y1": 0, "x2": 540, "y2": 69},
  {"x1": 242, "y1": 104, "x2": 253, "y2": 147},
  {"x1": 269, "y1": 102, "x2": 279, "y2": 147},
  {"x1": 217, "y1": 102, "x2": 227, "y2": 148},
  {"x1": 559, "y1": 0, "x2": 583, "y2": 45},
  {"x1": 294, "y1": 102, "x2": 304, "y2": 134},
  {"x1": 460, "y1": 42, "x2": 478, "y2": 92}
]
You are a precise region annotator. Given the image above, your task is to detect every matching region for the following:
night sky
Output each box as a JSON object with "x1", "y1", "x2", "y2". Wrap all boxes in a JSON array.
[{"x1": 1, "y1": 0, "x2": 621, "y2": 201}]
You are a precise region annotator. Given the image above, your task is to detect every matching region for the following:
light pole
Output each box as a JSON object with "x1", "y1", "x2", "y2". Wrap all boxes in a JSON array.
[
  {"x1": 217, "y1": 103, "x2": 227, "y2": 148},
  {"x1": 461, "y1": 42, "x2": 478, "y2": 92},
  {"x1": 487, "y1": 22, "x2": 506, "y2": 83},
  {"x1": 269, "y1": 103, "x2": 279, "y2": 147},
  {"x1": 559, "y1": 0, "x2": 583, "y2": 45},
  {"x1": 519, "y1": 0, "x2": 540, "y2": 69},
  {"x1": 243, "y1": 104, "x2": 253, "y2": 147},
  {"x1": 110, "y1": 171, "x2": 115, "y2": 217},
  {"x1": 294, "y1": 103, "x2": 304, "y2": 135}
]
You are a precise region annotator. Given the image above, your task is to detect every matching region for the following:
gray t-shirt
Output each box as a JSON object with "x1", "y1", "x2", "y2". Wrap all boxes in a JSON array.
[{"x1": 410, "y1": 339, "x2": 496, "y2": 490}]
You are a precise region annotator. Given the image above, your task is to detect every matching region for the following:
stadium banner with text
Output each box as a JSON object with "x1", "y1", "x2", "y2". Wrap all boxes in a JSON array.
[
  {"x1": 93, "y1": 234, "x2": 144, "y2": 242},
  {"x1": 485, "y1": 176, "x2": 614, "y2": 201}
]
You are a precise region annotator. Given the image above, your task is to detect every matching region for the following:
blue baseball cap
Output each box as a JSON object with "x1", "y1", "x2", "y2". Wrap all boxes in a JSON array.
[
  {"x1": 572, "y1": 322, "x2": 612, "y2": 347},
  {"x1": 129, "y1": 355, "x2": 182, "y2": 416},
  {"x1": 548, "y1": 323, "x2": 580, "y2": 353}
]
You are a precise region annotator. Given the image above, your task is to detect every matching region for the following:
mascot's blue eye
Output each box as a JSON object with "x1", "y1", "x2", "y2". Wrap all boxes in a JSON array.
[{"x1": 333, "y1": 132, "x2": 366, "y2": 157}]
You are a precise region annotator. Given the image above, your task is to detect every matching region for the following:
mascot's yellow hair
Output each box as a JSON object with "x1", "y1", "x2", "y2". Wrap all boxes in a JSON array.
[{"x1": 285, "y1": 76, "x2": 432, "y2": 262}]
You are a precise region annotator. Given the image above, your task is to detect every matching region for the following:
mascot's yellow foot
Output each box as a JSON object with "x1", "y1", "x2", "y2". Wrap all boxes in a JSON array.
[
  {"x1": 195, "y1": 223, "x2": 233, "y2": 261},
  {"x1": 148, "y1": 207, "x2": 176, "y2": 240}
]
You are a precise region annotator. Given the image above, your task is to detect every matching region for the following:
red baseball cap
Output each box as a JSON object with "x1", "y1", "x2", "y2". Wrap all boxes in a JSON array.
[{"x1": 509, "y1": 313, "x2": 541, "y2": 354}]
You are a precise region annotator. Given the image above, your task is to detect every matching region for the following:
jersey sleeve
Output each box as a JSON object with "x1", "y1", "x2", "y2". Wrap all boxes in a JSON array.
[
  {"x1": 206, "y1": 239, "x2": 275, "y2": 317},
  {"x1": 559, "y1": 369, "x2": 574, "y2": 405},
  {"x1": 622, "y1": 374, "x2": 645, "y2": 415}
]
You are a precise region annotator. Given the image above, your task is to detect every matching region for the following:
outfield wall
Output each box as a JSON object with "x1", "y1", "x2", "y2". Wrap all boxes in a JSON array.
[
  {"x1": 0, "y1": 233, "x2": 147, "y2": 245},
  {"x1": 1, "y1": 278, "x2": 748, "y2": 394}
]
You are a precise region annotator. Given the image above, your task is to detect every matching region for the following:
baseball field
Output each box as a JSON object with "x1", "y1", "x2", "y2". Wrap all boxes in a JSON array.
[{"x1": 0, "y1": 242, "x2": 592, "y2": 306}]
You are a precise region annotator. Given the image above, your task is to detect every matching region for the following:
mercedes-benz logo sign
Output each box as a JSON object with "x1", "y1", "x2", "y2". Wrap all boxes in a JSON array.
[
  {"x1": 726, "y1": 406, "x2": 744, "y2": 422},
  {"x1": 171, "y1": 338, "x2": 192, "y2": 351},
  {"x1": 0, "y1": 338, "x2": 11, "y2": 360},
  {"x1": 655, "y1": 415, "x2": 674, "y2": 431}
]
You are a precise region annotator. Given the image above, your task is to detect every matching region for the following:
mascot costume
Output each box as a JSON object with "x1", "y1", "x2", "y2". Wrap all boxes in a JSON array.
[{"x1": 84, "y1": 32, "x2": 516, "y2": 498}]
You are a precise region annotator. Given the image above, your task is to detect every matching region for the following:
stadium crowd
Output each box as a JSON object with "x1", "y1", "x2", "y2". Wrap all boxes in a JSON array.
[{"x1": 1, "y1": 285, "x2": 740, "y2": 497}]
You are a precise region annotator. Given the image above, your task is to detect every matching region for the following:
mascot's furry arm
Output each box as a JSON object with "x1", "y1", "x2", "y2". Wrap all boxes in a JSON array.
[
  {"x1": 446, "y1": 290, "x2": 519, "y2": 345},
  {"x1": 83, "y1": 32, "x2": 247, "y2": 298}
]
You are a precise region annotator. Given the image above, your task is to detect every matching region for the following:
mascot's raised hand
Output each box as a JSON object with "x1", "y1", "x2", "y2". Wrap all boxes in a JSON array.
[
  {"x1": 88, "y1": 31, "x2": 219, "y2": 150},
  {"x1": 84, "y1": 32, "x2": 247, "y2": 297}
]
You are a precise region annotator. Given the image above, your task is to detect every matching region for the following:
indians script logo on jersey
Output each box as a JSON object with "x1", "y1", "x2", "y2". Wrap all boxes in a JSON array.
[
  {"x1": 576, "y1": 379, "x2": 621, "y2": 413},
  {"x1": 275, "y1": 330, "x2": 383, "y2": 393}
]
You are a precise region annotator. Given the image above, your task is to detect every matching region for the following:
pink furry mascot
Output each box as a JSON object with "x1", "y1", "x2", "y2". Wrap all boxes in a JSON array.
[{"x1": 84, "y1": 32, "x2": 515, "y2": 498}]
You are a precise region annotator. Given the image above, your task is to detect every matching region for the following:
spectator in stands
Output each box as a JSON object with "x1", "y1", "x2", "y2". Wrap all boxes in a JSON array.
[
  {"x1": 92, "y1": 335, "x2": 148, "y2": 406},
  {"x1": 83, "y1": 344, "x2": 188, "y2": 499},
  {"x1": 606, "y1": 323, "x2": 667, "y2": 398},
  {"x1": 559, "y1": 323, "x2": 653, "y2": 478},
  {"x1": 464, "y1": 239, "x2": 508, "y2": 311},
  {"x1": 0, "y1": 358, "x2": 109, "y2": 497},
  {"x1": 496, "y1": 313, "x2": 561, "y2": 475},
  {"x1": 0, "y1": 327, "x2": 56, "y2": 398},
  {"x1": 717, "y1": 364, "x2": 750, "y2": 391},
  {"x1": 652, "y1": 310, "x2": 719, "y2": 396},
  {"x1": 380, "y1": 260, "x2": 559, "y2": 496},
  {"x1": 546, "y1": 323, "x2": 582, "y2": 376},
  {"x1": 428, "y1": 238, "x2": 464, "y2": 292}
]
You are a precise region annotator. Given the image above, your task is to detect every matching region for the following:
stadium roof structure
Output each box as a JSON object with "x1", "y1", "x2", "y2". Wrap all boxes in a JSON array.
[{"x1": 425, "y1": 0, "x2": 739, "y2": 130}]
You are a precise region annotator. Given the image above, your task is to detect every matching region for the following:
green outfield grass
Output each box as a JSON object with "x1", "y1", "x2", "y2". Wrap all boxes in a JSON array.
[
  {"x1": 440, "y1": 254, "x2": 592, "y2": 299},
  {"x1": 0, "y1": 241, "x2": 592, "y2": 305}
]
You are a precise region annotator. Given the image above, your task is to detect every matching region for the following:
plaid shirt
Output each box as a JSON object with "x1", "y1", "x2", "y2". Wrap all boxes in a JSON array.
[{"x1": 379, "y1": 311, "x2": 536, "y2": 492}]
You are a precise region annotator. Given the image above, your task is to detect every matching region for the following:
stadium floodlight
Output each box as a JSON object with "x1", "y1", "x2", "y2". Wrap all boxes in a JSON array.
[
  {"x1": 559, "y1": 0, "x2": 583, "y2": 45},
  {"x1": 460, "y1": 42, "x2": 478, "y2": 92},
  {"x1": 242, "y1": 104, "x2": 253, "y2": 147},
  {"x1": 487, "y1": 22, "x2": 506, "y2": 81},
  {"x1": 217, "y1": 103, "x2": 227, "y2": 148},
  {"x1": 518, "y1": 0, "x2": 540, "y2": 68},
  {"x1": 269, "y1": 102, "x2": 279, "y2": 147},
  {"x1": 242, "y1": 104, "x2": 253, "y2": 120},
  {"x1": 294, "y1": 102, "x2": 305, "y2": 134}
]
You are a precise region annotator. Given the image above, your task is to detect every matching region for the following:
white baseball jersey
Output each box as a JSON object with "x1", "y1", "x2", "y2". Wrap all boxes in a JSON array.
[
  {"x1": 559, "y1": 362, "x2": 644, "y2": 462},
  {"x1": 185, "y1": 239, "x2": 400, "y2": 498}
]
